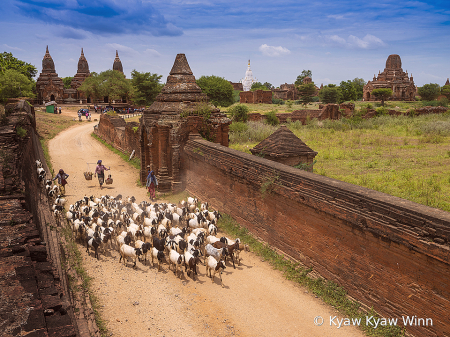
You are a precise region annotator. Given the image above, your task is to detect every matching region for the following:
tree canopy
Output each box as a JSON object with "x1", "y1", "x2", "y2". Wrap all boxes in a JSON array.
[
  {"x1": 130, "y1": 70, "x2": 163, "y2": 107},
  {"x1": 0, "y1": 52, "x2": 37, "y2": 80},
  {"x1": 263, "y1": 82, "x2": 274, "y2": 90},
  {"x1": 351, "y1": 78, "x2": 366, "y2": 100},
  {"x1": 0, "y1": 69, "x2": 35, "y2": 103},
  {"x1": 418, "y1": 83, "x2": 440, "y2": 101},
  {"x1": 78, "y1": 70, "x2": 132, "y2": 103},
  {"x1": 297, "y1": 82, "x2": 317, "y2": 106},
  {"x1": 62, "y1": 76, "x2": 73, "y2": 89},
  {"x1": 250, "y1": 81, "x2": 269, "y2": 91},
  {"x1": 319, "y1": 84, "x2": 342, "y2": 104},
  {"x1": 441, "y1": 85, "x2": 450, "y2": 99},
  {"x1": 196, "y1": 75, "x2": 234, "y2": 107},
  {"x1": 294, "y1": 70, "x2": 312, "y2": 86},
  {"x1": 339, "y1": 80, "x2": 357, "y2": 102},
  {"x1": 371, "y1": 88, "x2": 393, "y2": 106}
]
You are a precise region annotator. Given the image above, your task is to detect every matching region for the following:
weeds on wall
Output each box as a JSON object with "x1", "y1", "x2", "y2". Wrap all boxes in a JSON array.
[
  {"x1": 217, "y1": 213, "x2": 405, "y2": 337},
  {"x1": 260, "y1": 170, "x2": 280, "y2": 198}
]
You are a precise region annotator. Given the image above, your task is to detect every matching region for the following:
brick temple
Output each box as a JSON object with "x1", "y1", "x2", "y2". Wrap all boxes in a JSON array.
[
  {"x1": 139, "y1": 53, "x2": 231, "y2": 192},
  {"x1": 363, "y1": 54, "x2": 416, "y2": 101}
]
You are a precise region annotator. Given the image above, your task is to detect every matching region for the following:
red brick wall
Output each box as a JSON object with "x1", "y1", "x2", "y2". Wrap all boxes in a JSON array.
[{"x1": 183, "y1": 138, "x2": 450, "y2": 337}]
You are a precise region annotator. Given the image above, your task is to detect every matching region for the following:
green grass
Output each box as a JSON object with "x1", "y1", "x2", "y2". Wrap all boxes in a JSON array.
[
  {"x1": 217, "y1": 213, "x2": 405, "y2": 337},
  {"x1": 229, "y1": 112, "x2": 450, "y2": 212},
  {"x1": 91, "y1": 132, "x2": 141, "y2": 170}
]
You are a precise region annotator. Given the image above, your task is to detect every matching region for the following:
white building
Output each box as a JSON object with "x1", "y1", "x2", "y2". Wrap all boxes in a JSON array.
[{"x1": 241, "y1": 60, "x2": 257, "y2": 91}]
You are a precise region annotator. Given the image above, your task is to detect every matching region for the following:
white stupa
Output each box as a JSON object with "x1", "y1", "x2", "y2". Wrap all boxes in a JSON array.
[{"x1": 241, "y1": 60, "x2": 257, "y2": 91}]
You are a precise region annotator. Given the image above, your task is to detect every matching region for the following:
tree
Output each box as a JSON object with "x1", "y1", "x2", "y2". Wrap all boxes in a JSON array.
[
  {"x1": 351, "y1": 78, "x2": 366, "y2": 100},
  {"x1": 130, "y1": 70, "x2": 163, "y2": 107},
  {"x1": 297, "y1": 83, "x2": 317, "y2": 106},
  {"x1": 78, "y1": 70, "x2": 132, "y2": 103},
  {"x1": 0, "y1": 69, "x2": 35, "y2": 102},
  {"x1": 62, "y1": 76, "x2": 73, "y2": 89},
  {"x1": 263, "y1": 82, "x2": 274, "y2": 90},
  {"x1": 441, "y1": 85, "x2": 450, "y2": 99},
  {"x1": 418, "y1": 83, "x2": 440, "y2": 101},
  {"x1": 196, "y1": 75, "x2": 234, "y2": 107},
  {"x1": 319, "y1": 84, "x2": 343, "y2": 104},
  {"x1": 250, "y1": 81, "x2": 268, "y2": 91},
  {"x1": 339, "y1": 80, "x2": 357, "y2": 102},
  {"x1": 294, "y1": 70, "x2": 312, "y2": 86},
  {"x1": 0, "y1": 52, "x2": 37, "y2": 80},
  {"x1": 371, "y1": 88, "x2": 393, "y2": 106}
]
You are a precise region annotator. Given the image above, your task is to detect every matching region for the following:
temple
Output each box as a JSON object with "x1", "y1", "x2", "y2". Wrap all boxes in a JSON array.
[
  {"x1": 35, "y1": 46, "x2": 65, "y2": 103},
  {"x1": 363, "y1": 54, "x2": 416, "y2": 101},
  {"x1": 241, "y1": 60, "x2": 257, "y2": 91},
  {"x1": 139, "y1": 54, "x2": 231, "y2": 192},
  {"x1": 113, "y1": 50, "x2": 124, "y2": 74},
  {"x1": 68, "y1": 48, "x2": 91, "y2": 103}
]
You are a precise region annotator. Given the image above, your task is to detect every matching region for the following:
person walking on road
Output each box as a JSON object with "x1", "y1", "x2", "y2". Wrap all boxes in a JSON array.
[
  {"x1": 146, "y1": 168, "x2": 158, "y2": 201},
  {"x1": 94, "y1": 160, "x2": 109, "y2": 189},
  {"x1": 52, "y1": 169, "x2": 69, "y2": 196}
]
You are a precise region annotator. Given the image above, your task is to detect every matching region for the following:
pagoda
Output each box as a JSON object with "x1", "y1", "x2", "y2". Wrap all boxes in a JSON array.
[
  {"x1": 139, "y1": 54, "x2": 231, "y2": 192},
  {"x1": 113, "y1": 50, "x2": 124, "y2": 74},
  {"x1": 35, "y1": 46, "x2": 64, "y2": 104},
  {"x1": 363, "y1": 54, "x2": 416, "y2": 101},
  {"x1": 241, "y1": 60, "x2": 257, "y2": 91},
  {"x1": 69, "y1": 48, "x2": 91, "y2": 103}
]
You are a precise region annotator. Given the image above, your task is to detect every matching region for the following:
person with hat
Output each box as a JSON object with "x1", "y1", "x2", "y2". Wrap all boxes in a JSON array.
[
  {"x1": 94, "y1": 160, "x2": 109, "y2": 189},
  {"x1": 146, "y1": 166, "x2": 158, "y2": 201},
  {"x1": 52, "y1": 169, "x2": 69, "y2": 195}
]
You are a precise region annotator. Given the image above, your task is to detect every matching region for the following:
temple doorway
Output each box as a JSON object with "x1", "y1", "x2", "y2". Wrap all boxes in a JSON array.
[{"x1": 50, "y1": 94, "x2": 55, "y2": 101}]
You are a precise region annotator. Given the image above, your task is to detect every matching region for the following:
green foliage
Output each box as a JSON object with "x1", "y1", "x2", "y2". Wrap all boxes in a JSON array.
[
  {"x1": 263, "y1": 82, "x2": 274, "y2": 90},
  {"x1": 260, "y1": 171, "x2": 279, "y2": 197},
  {"x1": 294, "y1": 159, "x2": 317, "y2": 171},
  {"x1": 78, "y1": 70, "x2": 132, "y2": 103},
  {"x1": 371, "y1": 88, "x2": 393, "y2": 106},
  {"x1": 441, "y1": 85, "x2": 450, "y2": 99},
  {"x1": 229, "y1": 121, "x2": 277, "y2": 144},
  {"x1": 229, "y1": 121, "x2": 248, "y2": 133},
  {"x1": 16, "y1": 126, "x2": 27, "y2": 138},
  {"x1": 286, "y1": 100, "x2": 293, "y2": 109},
  {"x1": 232, "y1": 90, "x2": 241, "y2": 103},
  {"x1": 351, "y1": 78, "x2": 366, "y2": 100},
  {"x1": 196, "y1": 75, "x2": 234, "y2": 107},
  {"x1": 0, "y1": 69, "x2": 35, "y2": 102},
  {"x1": 272, "y1": 98, "x2": 285, "y2": 105},
  {"x1": 0, "y1": 52, "x2": 37, "y2": 80},
  {"x1": 297, "y1": 82, "x2": 317, "y2": 106},
  {"x1": 319, "y1": 85, "x2": 343, "y2": 104},
  {"x1": 339, "y1": 80, "x2": 357, "y2": 102},
  {"x1": 228, "y1": 104, "x2": 249, "y2": 122},
  {"x1": 375, "y1": 107, "x2": 388, "y2": 116},
  {"x1": 250, "y1": 81, "x2": 269, "y2": 91},
  {"x1": 418, "y1": 83, "x2": 440, "y2": 101},
  {"x1": 62, "y1": 76, "x2": 73, "y2": 89},
  {"x1": 130, "y1": 70, "x2": 163, "y2": 106},
  {"x1": 294, "y1": 70, "x2": 312, "y2": 86},
  {"x1": 438, "y1": 97, "x2": 449, "y2": 107},
  {"x1": 265, "y1": 110, "x2": 279, "y2": 126}
]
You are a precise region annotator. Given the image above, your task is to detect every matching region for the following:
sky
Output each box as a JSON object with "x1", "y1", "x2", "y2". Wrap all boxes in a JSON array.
[{"x1": 1, "y1": 0, "x2": 449, "y2": 87}]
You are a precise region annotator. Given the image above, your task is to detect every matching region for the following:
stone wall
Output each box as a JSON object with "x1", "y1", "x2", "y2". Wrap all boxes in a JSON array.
[
  {"x1": 0, "y1": 101, "x2": 86, "y2": 336},
  {"x1": 239, "y1": 90, "x2": 272, "y2": 104},
  {"x1": 182, "y1": 137, "x2": 450, "y2": 337}
]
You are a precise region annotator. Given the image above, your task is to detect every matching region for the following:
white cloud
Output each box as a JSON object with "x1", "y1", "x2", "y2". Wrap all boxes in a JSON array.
[
  {"x1": 259, "y1": 44, "x2": 291, "y2": 57},
  {"x1": 327, "y1": 14, "x2": 345, "y2": 20},
  {"x1": 105, "y1": 43, "x2": 136, "y2": 54},
  {"x1": 325, "y1": 34, "x2": 386, "y2": 49},
  {"x1": 143, "y1": 48, "x2": 162, "y2": 57},
  {"x1": 3, "y1": 44, "x2": 24, "y2": 51}
]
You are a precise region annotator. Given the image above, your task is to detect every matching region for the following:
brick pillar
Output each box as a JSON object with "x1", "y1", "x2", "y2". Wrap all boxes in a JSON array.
[
  {"x1": 157, "y1": 125, "x2": 171, "y2": 192},
  {"x1": 171, "y1": 144, "x2": 182, "y2": 192},
  {"x1": 139, "y1": 128, "x2": 147, "y2": 185},
  {"x1": 221, "y1": 123, "x2": 230, "y2": 147}
]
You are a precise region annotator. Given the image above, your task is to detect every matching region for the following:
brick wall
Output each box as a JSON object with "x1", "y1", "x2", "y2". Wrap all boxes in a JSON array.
[
  {"x1": 0, "y1": 102, "x2": 83, "y2": 336},
  {"x1": 183, "y1": 138, "x2": 450, "y2": 337}
]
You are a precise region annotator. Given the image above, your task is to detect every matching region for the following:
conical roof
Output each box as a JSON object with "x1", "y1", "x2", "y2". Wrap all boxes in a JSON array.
[
  {"x1": 445, "y1": 78, "x2": 450, "y2": 86},
  {"x1": 77, "y1": 48, "x2": 90, "y2": 74},
  {"x1": 42, "y1": 45, "x2": 55, "y2": 73},
  {"x1": 146, "y1": 53, "x2": 208, "y2": 115},
  {"x1": 113, "y1": 50, "x2": 123, "y2": 73},
  {"x1": 250, "y1": 125, "x2": 317, "y2": 158}
]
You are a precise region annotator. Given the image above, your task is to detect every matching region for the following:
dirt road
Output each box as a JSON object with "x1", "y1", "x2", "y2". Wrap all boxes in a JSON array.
[{"x1": 48, "y1": 119, "x2": 364, "y2": 337}]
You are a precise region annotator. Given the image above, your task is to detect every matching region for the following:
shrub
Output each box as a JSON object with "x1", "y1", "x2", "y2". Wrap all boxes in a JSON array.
[
  {"x1": 286, "y1": 100, "x2": 293, "y2": 109},
  {"x1": 265, "y1": 110, "x2": 279, "y2": 126},
  {"x1": 438, "y1": 97, "x2": 449, "y2": 107},
  {"x1": 311, "y1": 96, "x2": 320, "y2": 102},
  {"x1": 272, "y1": 98, "x2": 284, "y2": 105},
  {"x1": 16, "y1": 126, "x2": 27, "y2": 138},
  {"x1": 229, "y1": 121, "x2": 277, "y2": 143},
  {"x1": 228, "y1": 104, "x2": 249, "y2": 122},
  {"x1": 375, "y1": 107, "x2": 388, "y2": 116},
  {"x1": 229, "y1": 121, "x2": 248, "y2": 133}
]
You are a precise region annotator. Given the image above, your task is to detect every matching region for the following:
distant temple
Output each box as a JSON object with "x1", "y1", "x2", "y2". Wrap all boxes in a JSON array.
[
  {"x1": 241, "y1": 60, "x2": 257, "y2": 91},
  {"x1": 363, "y1": 54, "x2": 416, "y2": 101},
  {"x1": 35, "y1": 47, "x2": 124, "y2": 105}
]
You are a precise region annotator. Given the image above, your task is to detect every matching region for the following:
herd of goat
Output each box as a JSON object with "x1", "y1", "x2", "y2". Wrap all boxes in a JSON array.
[{"x1": 36, "y1": 159, "x2": 248, "y2": 286}]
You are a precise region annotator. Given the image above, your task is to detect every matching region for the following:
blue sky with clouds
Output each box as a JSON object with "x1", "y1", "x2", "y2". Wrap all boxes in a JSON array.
[{"x1": 1, "y1": 0, "x2": 449, "y2": 87}]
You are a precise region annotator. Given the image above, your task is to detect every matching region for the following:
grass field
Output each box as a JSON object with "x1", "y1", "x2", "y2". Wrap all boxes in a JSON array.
[{"x1": 229, "y1": 111, "x2": 450, "y2": 212}]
